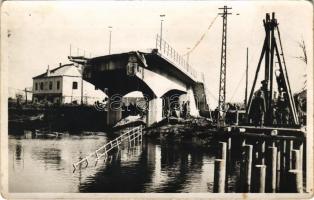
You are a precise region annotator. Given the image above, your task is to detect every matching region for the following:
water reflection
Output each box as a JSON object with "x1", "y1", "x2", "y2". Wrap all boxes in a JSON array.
[{"x1": 9, "y1": 132, "x2": 236, "y2": 193}]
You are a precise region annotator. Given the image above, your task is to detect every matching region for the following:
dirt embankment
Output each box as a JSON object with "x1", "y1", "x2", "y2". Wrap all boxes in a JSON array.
[{"x1": 144, "y1": 117, "x2": 216, "y2": 141}]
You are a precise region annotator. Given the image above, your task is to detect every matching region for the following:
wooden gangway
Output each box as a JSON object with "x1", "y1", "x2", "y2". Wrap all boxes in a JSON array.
[{"x1": 72, "y1": 125, "x2": 143, "y2": 170}]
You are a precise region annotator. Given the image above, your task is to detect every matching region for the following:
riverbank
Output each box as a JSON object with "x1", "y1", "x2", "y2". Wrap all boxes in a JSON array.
[
  {"x1": 9, "y1": 103, "x2": 215, "y2": 139},
  {"x1": 9, "y1": 104, "x2": 109, "y2": 134},
  {"x1": 143, "y1": 116, "x2": 216, "y2": 144}
]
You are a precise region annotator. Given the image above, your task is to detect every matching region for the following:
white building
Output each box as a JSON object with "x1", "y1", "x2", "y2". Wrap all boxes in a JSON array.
[{"x1": 32, "y1": 63, "x2": 105, "y2": 105}]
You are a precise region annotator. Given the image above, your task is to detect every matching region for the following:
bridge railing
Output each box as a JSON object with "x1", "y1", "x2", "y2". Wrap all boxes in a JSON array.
[
  {"x1": 72, "y1": 125, "x2": 143, "y2": 171},
  {"x1": 155, "y1": 34, "x2": 204, "y2": 82}
]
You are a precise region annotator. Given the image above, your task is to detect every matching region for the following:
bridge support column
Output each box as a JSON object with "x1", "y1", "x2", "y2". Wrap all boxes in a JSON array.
[
  {"x1": 147, "y1": 97, "x2": 163, "y2": 126},
  {"x1": 187, "y1": 86, "x2": 199, "y2": 117},
  {"x1": 106, "y1": 97, "x2": 122, "y2": 126}
]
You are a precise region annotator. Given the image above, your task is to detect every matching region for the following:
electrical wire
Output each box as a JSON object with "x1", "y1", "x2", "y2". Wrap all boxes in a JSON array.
[
  {"x1": 229, "y1": 69, "x2": 247, "y2": 102},
  {"x1": 183, "y1": 14, "x2": 219, "y2": 56},
  {"x1": 206, "y1": 87, "x2": 219, "y2": 102}
]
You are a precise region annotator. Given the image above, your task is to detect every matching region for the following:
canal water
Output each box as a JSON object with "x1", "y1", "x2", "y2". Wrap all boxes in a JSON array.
[{"x1": 9, "y1": 131, "x2": 241, "y2": 193}]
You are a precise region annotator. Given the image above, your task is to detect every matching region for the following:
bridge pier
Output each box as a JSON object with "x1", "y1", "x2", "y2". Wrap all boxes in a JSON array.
[
  {"x1": 147, "y1": 97, "x2": 163, "y2": 126},
  {"x1": 106, "y1": 108, "x2": 122, "y2": 126},
  {"x1": 106, "y1": 97, "x2": 122, "y2": 126},
  {"x1": 187, "y1": 86, "x2": 199, "y2": 117}
]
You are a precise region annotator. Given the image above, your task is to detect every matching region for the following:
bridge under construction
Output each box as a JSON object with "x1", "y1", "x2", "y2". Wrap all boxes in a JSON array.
[{"x1": 69, "y1": 8, "x2": 308, "y2": 193}]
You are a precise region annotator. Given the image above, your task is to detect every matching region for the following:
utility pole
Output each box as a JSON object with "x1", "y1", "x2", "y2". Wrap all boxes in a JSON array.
[
  {"x1": 108, "y1": 26, "x2": 112, "y2": 54},
  {"x1": 245, "y1": 48, "x2": 249, "y2": 108},
  {"x1": 24, "y1": 88, "x2": 27, "y2": 104},
  {"x1": 160, "y1": 14, "x2": 165, "y2": 49},
  {"x1": 81, "y1": 65, "x2": 84, "y2": 105},
  {"x1": 217, "y1": 6, "x2": 232, "y2": 127}
]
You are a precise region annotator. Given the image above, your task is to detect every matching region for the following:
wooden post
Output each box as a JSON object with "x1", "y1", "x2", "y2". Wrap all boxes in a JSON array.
[
  {"x1": 276, "y1": 150, "x2": 281, "y2": 192},
  {"x1": 268, "y1": 146, "x2": 277, "y2": 193},
  {"x1": 218, "y1": 141, "x2": 228, "y2": 191},
  {"x1": 214, "y1": 159, "x2": 226, "y2": 193},
  {"x1": 289, "y1": 169, "x2": 303, "y2": 193},
  {"x1": 280, "y1": 139, "x2": 287, "y2": 191},
  {"x1": 255, "y1": 165, "x2": 266, "y2": 193},
  {"x1": 240, "y1": 144, "x2": 253, "y2": 192},
  {"x1": 252, "y1": 140, "x2": 259, "y2": 169},
  {"x1": 227, "y1": 137, "x2": 232, "y2": 165},
  {"x1": 291, "y1": 149, "x2": 300, "y2": 170},
  {"x1": 219, "y1": 142, "x2": 227, "y2": 160},
  {"x1": 299, "y1": 142, "x2": 303, "y2": 176},
  {"x1": 281, "y1": 139, "x2": 286, "y2": 169},
  {"x1": 260, "y1": 140, "x2": 266, "y2": 165},
  {"x1": 228, "y1": 137, "x2": 232, "y2": 157},
  {"x1": 289, "y1": 140, "x2": 294, "y2": 169}
]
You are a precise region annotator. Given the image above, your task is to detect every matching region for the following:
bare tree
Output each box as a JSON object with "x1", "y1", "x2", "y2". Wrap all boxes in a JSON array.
[
  {"x1": 295, "y1": 39, "x2": 307, "y2": 90},
  {"x1": 296, "y1": 39, "x2": 307, "y2": 64}
]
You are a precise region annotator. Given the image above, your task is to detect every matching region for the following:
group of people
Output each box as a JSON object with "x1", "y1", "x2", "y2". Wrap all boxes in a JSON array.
[
  {"x1": 212, "y1": 103, "x2": 240, "y2": 125},
  {"x1": 163, "y1": 100, "x2": 190, "y2": 119},
  {"x1": 121, "y1": 102, "x2": 145, "y2": 117},
  {"x1": 248, "y1": 88, "x2": 297, "y2": 127}
]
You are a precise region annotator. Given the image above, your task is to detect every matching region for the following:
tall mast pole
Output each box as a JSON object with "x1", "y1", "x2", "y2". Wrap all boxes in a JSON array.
[
  {"x1": 245, "y1": 48, "x2": 249, "y2": 108},
  {"x1": 160, "y1": 14, "x2": 165, "y2": 50},
  {"x1": 108, "y1": 26, "x2": 113, "y2": 54},
  {"x1": 217, "y1": 6, "x2": 232, "y2": 127}
]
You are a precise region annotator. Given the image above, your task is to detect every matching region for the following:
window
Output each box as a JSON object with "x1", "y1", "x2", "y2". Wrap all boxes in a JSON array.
[
  {"x1": 35, "y1": 83, "x2": 38, "y2": 90},
  {"x1": 57, "y1": 81, "x2": 60, "y2": 90},
  {"x1": 72, "y1": 81, "x2": 78, "y2": 89},
  {"x1": 49, "y1": 81, "x2": 53, "y2": 90},
  {"x1": 40, "y1": 82, "x2": 44, "y2": 90}
]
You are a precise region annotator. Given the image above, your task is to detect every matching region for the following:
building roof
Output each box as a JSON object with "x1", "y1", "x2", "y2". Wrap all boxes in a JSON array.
[{"x1": 33, "y1": 63, "x2": 81, "y2": 79}]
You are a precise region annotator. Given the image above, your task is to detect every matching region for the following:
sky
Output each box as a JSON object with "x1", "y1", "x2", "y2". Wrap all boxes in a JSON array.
[{"x1": 2, "y1": 1, "x2": 312, "y2": 109}]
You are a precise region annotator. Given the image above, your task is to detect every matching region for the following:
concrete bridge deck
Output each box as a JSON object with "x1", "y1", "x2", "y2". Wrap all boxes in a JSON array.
[{"x1": 71, "y1": 49, "x2": 210, "y2": 126}]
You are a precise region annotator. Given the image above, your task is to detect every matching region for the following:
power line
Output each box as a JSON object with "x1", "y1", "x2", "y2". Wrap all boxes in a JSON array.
[
  {"x1": 183, "y1": 14, "x2": 219, "y2": 56},
  {"x1": 207, "y1": 89, "x2": 219, "y2": 102},
  {"x1": 229, "y1": 69, "x2": 246, "y2": 102}
]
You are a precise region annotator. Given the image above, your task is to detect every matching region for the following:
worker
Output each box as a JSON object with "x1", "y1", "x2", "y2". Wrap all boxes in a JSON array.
[
  {"x1": 249, "y1": 90, "x2": 266, "y2": 126},
  {"x1": 226, "y1": 103, "x2": 237, "y2": 124},
  {"x1": 181, "y1": 101, "x2": 187, "y2": 119},
  {"x1": 186, "y1": 100, "x2": 190, "y2": 117},
  {"x1": 225, "y1": 103, "x2": 231, "y2": 124},
  {"x1": 213, "y1": 107, "x2": 219, "y2": 123},
  {"x1": 295, "y1": 95, "x2": 304, "y2": 125},
  {"x1": 275, "y1": 70, "x2": 285, "y2": 92},
  {"x1": 272, "y1": 103, "x2": 279, "y2": 125},
  {"x1": 277, "y1": 92, "x2": 290, "y2": 125}
]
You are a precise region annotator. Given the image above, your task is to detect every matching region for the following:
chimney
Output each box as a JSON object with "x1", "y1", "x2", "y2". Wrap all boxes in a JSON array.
[
  {"x1": 59, "y1": 62, "x2": 62, "y2": 67},
  {"x1": 47, "y1": 65, "x2": 50, "y2": 77}
]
